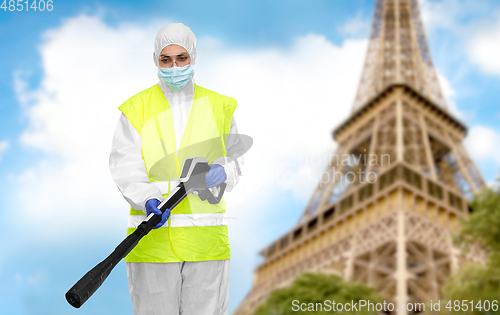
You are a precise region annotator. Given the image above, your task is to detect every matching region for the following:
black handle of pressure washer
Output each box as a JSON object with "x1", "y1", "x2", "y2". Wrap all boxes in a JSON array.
[
  {"x1": 65, "y1": 183, "x2": 187, "y2": 308},
  {"x1": 65, "y1": 216, "x2": 161, "y2": 308},
  {"x1": 65, "y1": 159, "x2": 230, "y2": 308}
]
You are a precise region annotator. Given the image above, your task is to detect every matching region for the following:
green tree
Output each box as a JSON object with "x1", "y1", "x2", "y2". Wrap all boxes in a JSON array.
[
  {"x1": 441, "y1": 176, "x2": 500, "y2": 314},
  {"x1": 254, "y1": 272, "x2": 384, "y2": 315}
]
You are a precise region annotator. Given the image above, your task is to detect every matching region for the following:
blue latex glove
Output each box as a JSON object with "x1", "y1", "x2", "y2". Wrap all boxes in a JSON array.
[
  {"x1": 205, "y1": 164, "x2": 227, "y2": 188},
  {"x1": 145, "y1": 199, "x2": 170, "y2": 229}
]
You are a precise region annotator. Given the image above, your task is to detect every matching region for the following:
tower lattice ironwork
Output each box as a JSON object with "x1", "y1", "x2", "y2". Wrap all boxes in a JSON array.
[{"x1": 234, "y1": 0, "x2": 485, "y2": 314}]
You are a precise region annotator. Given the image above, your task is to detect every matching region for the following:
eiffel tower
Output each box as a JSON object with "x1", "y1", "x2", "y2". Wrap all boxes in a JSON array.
[{"x1": 234, "y1": 0, "x2": 486, "y2": 314}]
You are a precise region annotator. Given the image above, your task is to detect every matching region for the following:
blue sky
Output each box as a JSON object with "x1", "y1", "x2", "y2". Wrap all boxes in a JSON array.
[{"x1": 1, "y1": 0, "x2": 500, "y2": 314}]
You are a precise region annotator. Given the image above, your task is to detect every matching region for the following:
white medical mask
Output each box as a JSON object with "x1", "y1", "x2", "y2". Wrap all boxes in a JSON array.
[{"x1": 157, "y1": 64, "x2": 194, "y2": 92}]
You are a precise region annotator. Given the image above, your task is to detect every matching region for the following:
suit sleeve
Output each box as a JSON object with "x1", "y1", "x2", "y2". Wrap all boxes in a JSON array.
[{"x1": 109, "y1": 113, "x2": 164, "y2": 213}]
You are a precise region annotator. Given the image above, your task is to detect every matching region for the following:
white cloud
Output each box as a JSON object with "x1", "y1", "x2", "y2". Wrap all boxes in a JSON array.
[
  {"x1": 420, "y1": 0, "x2": 500, "y2": 77},
  {"x1": 337, "y1": 15, "x2": 370, "y2": 38},
  {"x1": 420, "y1": 0, "x2": 461, "y2": 33},
  {"x1": 435, "y1": 71, "x2": 474, "y2": 120},
  {"x1": 14, "y1": 270, "x2": 46, "y2": 286},
  {"x1": 437, "y1": 71, "x2": 455, "y2": 100},
  {"x1": 467, "y1": 10, "x2": 500, "y2": 76},
  {"x1": 0, "y1": 140, "x2": 8, "y2": 162},
  {"x1": 419, "y1": 0, "x2": 487, "y2": 36},
  {"x1": 464, "y1": 125, "x2": 500, "y2": 166}
]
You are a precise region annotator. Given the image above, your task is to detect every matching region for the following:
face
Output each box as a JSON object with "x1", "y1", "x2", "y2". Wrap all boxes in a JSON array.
[{"x1": 159, "y1": 45, "x2": 191, "y2": 68}]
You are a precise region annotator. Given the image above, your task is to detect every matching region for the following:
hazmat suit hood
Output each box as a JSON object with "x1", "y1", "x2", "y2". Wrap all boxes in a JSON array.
[{"x1": 153, "y1": 23, "x2": 198, "y2": 67}]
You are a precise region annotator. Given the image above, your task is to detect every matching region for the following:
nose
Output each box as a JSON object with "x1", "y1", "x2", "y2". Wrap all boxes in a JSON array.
[{"x1": 170, "y1": 60, "x2": 179, "y2": 68}]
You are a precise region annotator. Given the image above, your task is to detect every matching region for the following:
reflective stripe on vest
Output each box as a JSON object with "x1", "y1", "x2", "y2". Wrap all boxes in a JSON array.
[{"x1": 128, "y1": 213, "x2": 228, "y2": 228}]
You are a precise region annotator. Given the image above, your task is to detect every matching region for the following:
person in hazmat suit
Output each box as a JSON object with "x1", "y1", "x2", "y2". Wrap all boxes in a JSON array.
[{"x1": 109, "y1": 22, "x2": 244, "y2": 315}]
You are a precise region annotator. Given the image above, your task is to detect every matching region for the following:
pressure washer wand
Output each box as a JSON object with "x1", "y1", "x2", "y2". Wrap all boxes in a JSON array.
[{"x1": 65, "y1": 157, "x2": 226, "y2": 308}]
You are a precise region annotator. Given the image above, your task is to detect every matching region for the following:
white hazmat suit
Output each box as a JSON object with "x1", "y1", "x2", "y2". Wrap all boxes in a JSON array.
[{"x1": 109, "y1": 23, "x2": 243, "y2": 315}]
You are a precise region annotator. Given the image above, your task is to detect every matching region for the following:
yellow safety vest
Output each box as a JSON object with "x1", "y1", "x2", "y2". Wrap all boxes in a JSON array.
[{"x1": 118, "y1": 84, "x2": 237, "y2": 262}]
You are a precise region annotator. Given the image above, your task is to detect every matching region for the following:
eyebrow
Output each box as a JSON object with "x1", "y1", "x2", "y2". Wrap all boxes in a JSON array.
[{"x1": 160, "y1": 52, "x2": 189, "y2": 57}]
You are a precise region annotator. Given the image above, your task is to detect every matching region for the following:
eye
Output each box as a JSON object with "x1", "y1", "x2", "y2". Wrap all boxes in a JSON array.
[
  {"x1": 161, "y1": 59, "x2": 170, "y2": 63},
  {"x1": 180, "y1": 57, "x2": 187, "y2": 61}
]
